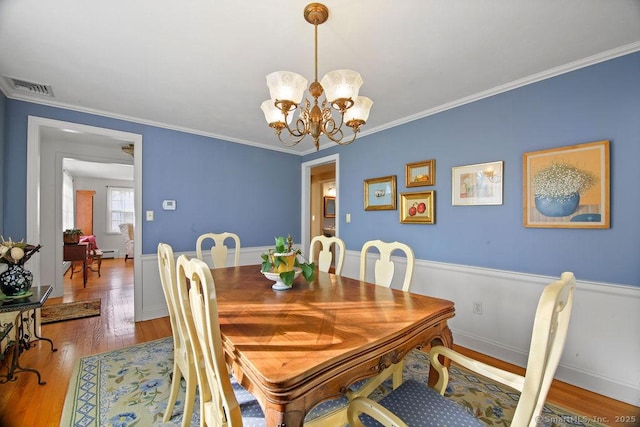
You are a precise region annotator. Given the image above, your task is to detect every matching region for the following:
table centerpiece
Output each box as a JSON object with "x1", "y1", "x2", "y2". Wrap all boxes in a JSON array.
[{"x1": 260, "y1": 235, "x2": 315, "y2": 290}]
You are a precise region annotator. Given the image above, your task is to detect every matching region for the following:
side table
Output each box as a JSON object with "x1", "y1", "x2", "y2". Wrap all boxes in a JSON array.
[
  {"x1": 64, "y1": 243, "x2": 89, "y2": 287},
  {"x1": 0, "y1": 286, "x2": 57, "y2": 385}
]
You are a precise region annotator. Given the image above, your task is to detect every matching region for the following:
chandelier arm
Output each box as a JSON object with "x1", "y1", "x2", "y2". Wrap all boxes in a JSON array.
[
  {"x1": 276, "y1": 129, "x2": 306, "y2": 147},
  {"x1": 331, "y1": 128, "x2": 360, "y2": 145}
]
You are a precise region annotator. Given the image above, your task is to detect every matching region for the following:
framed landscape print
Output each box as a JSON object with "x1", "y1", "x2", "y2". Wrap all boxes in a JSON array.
[
  {"x1": 400, "y1": 191, "x2": 435, "y2": 224},
  {"x1": 452, "y1": 161, "x2": 503, "y2": 206},
  {"x1": 405, "y1": 159, "x2": 435, "y2": 187},
  {"x1": 523, "y1": 140, "x2": 609, "y2": 228},
  {"x1": 364, "y1": 175, "x2": 397, "y2": 210}
]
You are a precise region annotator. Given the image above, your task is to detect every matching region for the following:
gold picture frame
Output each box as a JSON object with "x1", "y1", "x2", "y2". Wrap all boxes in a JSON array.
[
  {"x1": 323, "y1": 196, "x2": 335, "y2": 218},
  {"x1": 405, "y1": 159, "x2": 435, "y2": 187},
  {"x1": 400, "y1": 191, "x2": 435, "y2": 224},
  {"x1": 523, "y1": 140, "x2": 610, "y2": 228},
  {"x1": 364, "y1": 175, "x2": 397, "y2": 211}
]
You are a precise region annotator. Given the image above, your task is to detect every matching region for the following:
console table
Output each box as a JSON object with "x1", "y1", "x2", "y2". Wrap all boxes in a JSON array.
[
  {"x1": 0, "y1": 286, "x2": 57, "y2": 385},
  {"x1": 64, "y1": 243, "x2": 88, "y2": 287}
]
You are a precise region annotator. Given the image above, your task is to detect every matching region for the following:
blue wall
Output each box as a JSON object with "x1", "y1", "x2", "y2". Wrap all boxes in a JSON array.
[
  {"x1": 306, "y1": 52, "x2": 640, "y2": 286},
  {"x1": 2, "y1": 102, "x2": 302, "y2": 254},
  {"x1": 0, "y1": 91, "x2": 5, "y2": 236},
  {"x1": 3, "y1": 52, "x2": 639, "y2": 286}
]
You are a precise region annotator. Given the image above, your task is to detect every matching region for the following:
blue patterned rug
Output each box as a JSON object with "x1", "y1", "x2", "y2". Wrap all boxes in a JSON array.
[{"x1": 61, "y1": 338, "x2": 605, "y2": 426}]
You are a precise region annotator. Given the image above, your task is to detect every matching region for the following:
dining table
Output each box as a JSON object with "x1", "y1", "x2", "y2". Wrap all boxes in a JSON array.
[{"x1": 210, "y1": 265, "x2": 455, "y2": 427}]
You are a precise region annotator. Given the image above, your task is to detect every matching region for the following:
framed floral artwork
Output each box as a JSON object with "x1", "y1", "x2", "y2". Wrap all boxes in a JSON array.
[
  {"x1": 364, "y1": 175, "x2": 397, "y2": 210},
  {"x1": 523, "y1": 140, "x2": 609, "y2": 228},
  {"x1": 400, "y1": 191, "x2": 435, "y2": 224},
  {"x1": 452, "y1": 161, "x2": 503, "y2": 206},
  {"x1": 405, "y1": 159, "x2": 435, "y2": 187}
]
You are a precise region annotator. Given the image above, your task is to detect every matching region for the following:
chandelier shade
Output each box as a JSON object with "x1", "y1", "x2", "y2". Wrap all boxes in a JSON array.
[
  {"x1": 319, "y1": 70, "x2": 363, "y2": 104},
  {"x1": 344, "y1": 96, "x2": 373, "y2": 125},
  {"x1": 261, "y1": 3, "x2": 373, "y2": 151},
  {"x1": 260, "y1": 100, "x2": 293, "y2": 127},
  {"x1": 266, "y1": 71, "x2": 308, "y2": 106}
]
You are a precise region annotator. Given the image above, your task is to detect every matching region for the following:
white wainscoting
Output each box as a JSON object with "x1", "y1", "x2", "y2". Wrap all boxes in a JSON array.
[{"x1": 140, "y1": 246, "x2": 640, "y2": 406}]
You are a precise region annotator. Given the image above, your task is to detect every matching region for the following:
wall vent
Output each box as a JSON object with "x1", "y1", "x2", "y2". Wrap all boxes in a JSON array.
[{"x1": 6, "y1": 77, "x2": 54, "y2": 97}]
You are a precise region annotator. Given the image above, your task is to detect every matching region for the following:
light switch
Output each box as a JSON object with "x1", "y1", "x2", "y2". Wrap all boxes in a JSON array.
[
  {"x1": 146, "y1": 210, "x2": 154, "y2": 221},
  {"x1": 346, "y1": 213, "x2": 351, "y2": 223}
]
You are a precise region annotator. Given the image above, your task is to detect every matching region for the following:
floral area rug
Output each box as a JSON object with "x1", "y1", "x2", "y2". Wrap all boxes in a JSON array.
[
  {"x1": 41, "y1": 299, "x2": 101, "y2": 324},
  {"x1": 61, "y1": 337, "x2": 605, "y2": 427}
]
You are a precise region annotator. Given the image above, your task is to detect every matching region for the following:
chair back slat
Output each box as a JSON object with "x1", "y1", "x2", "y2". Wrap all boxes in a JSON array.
[
  {"x1": 309, "y1": 235, "x2": 346, "y2": 275},
  {"x1": 196, "y1": 232, "x2": 241, "y2": 268},
  {"x1": 359, "y1": 240, "x2": 415, "y2": 291}
]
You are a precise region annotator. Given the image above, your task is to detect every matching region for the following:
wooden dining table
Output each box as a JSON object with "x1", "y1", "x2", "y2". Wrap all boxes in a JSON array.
[{"x1": 210, "y1": 265, "x2": 455, "y2": 427}]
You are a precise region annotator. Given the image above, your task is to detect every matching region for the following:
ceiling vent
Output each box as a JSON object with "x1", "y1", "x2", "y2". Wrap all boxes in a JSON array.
[{"x1": 6, "y1": 77, "x2": 54, "y2": 97}]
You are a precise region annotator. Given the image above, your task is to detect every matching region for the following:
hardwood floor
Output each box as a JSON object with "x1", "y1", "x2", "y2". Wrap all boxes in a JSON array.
[{"x1": 0, "y1": 259, "x2": 637, "y2": 426}]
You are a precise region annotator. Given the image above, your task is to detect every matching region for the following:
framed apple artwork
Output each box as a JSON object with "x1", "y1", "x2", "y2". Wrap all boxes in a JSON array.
[{"x1": 400, "y1": 191, "x2": 435, "y2": 224}]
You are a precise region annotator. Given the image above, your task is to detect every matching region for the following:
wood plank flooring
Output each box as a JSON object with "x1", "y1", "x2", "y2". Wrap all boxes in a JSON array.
[{"x1": 0, "y1": 258, "x2": 637, "y2": 426}]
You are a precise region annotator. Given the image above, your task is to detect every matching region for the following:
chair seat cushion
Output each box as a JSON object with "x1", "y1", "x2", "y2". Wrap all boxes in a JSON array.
[
  {"x1": 230, "y1": 377, "x2": 265, "y2": 426},
  {"x1": 305, "y1": 395, "x2": 349, "y2": 423},
  {"x1": 357, "y1": 379, "x2": 484, "y2": 427}
]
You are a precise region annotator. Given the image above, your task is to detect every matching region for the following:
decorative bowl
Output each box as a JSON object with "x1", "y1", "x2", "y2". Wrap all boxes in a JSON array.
[{"x1": 261, "y1": 267, "x2": 301, "y2": 291}]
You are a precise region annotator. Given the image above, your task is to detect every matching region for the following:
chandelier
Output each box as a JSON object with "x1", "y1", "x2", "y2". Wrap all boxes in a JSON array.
[{"x1": 261, "y1": 3, "x2": 373, "y2": 151}]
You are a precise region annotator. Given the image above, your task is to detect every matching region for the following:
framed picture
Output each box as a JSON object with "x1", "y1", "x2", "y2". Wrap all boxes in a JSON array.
[
  {"x1": 523, "y1": 140, "x2": 610, "y2": 228},
  {"x1": 452, "y1": 161, "x2": 503, "y2": 206},
  {"x1": 323, "y1": 196, "x2": 335, "y2": 218},
  {"x1": 405, "y1": 159, "x2": 435, "y2": 187},
  {"x1": 400, "y1": 191, "x2": 435, "y2": 224},
  {"x1": 364, "y1": 175, "x2": 397, "y2": 210}
]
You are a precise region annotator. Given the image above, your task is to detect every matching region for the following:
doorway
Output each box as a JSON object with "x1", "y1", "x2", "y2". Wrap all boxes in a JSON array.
[
  {"x1": 26, "y1": 116, "x2": 143, "y2": 320},
  {"x1": 301, "y1": 154, "x2": 339, "y2": 253}
]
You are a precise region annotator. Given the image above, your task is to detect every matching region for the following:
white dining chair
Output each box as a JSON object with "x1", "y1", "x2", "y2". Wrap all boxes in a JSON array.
[
  {"x1": 176, "y1": 254, "x2": 351, "y2": 426},
  {"x1": 348, "y1": 240, "x2": 416, "y2": 402},
  {"x1": 196, "y1": 232, "x2": 241, "y2": 268},
  {"x1": 359, "y1": 239, "x2": 415, "y2": 292},
  {"x1": 157, "y1": 243, "x2": 197, "y2": 426},
  {"x1": 348, "y1": 272, "x2": 577, "y2": 427},
  {"x1": 309, "y1": 235, "x2": 345, "y2": 275}
]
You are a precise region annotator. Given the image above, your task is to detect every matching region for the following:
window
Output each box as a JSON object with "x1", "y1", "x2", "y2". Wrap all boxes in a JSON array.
[
  {"x1": 107, "y1": 187, "x2": 134, "y2": 233},
  {"x1": 62, "y1": 170, "x2": 75, "y2": 231}
]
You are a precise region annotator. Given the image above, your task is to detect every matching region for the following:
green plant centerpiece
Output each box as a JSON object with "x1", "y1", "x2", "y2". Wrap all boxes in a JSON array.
[
  {"x1": 63, "y1": 228, "x2": 83, "y2": 244},
  {"x1": 260, "y1": 235, "x2": 315, "y2": 289},
  {"x1": 532, "y1": 162, "x2": 597, "y2": 217}
]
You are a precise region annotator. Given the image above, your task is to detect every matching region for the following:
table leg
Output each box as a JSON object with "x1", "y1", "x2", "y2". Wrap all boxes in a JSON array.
[
  {"x1": 83, "y1": 258, "x2": 87, "y2": 288},
  {"x1": 0, "y1": 311, "x2": 46, "y2": 385},
  {"x1": 31, "y1": 309, "x2": 57, "y2": 352},
  {"x1": 427, "y1": 324, "x2": 453, "y2": 388},
  {"x1": 264, "y1": 404, "x2": 305, "y2": 427}
]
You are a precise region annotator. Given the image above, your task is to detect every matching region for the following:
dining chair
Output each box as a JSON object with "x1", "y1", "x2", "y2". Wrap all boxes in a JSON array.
[
  {"x1": 359, "y1": 239, "x2": 415, "y2": 292},
  {"x1": 157, "y1": 243, "x2": 198, "y2": 426},
  {"x1": 347, "y1": 272, "x2": 577, "y2": 427},
  {"x1": 346, "y1": 240, "x2": 417, "y2": 404},
  {"x1": 176, "y1": 254, "x2": 350, "y2": 426},
  {"x1": 309, "y1": 235, "x2": 345, "y2": 275},
  {"x1": 196, "y1": 232, "x2": 241, "y2": 268}
]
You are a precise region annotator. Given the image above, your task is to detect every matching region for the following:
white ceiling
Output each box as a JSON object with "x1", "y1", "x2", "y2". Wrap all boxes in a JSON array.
[
  {"x1": 1, "y1": 1, "x2": 639, "y2": 155},
  {"x1": 63, "y1": 158, "x2": 134, "y2": 181}
]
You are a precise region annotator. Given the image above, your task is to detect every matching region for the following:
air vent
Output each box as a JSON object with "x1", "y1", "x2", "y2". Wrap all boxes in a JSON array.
[{"x1": 7, "y1": 77, "x2": 54, "y2": 97}]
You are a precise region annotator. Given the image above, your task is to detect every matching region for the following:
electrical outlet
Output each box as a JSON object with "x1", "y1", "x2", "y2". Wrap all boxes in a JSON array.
[{"x1": 473, "y1": 301, "x2": 483, "y2": 315}]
